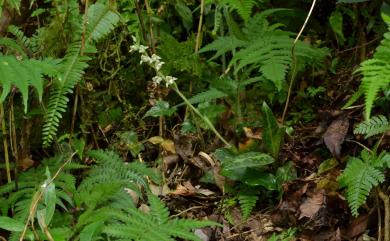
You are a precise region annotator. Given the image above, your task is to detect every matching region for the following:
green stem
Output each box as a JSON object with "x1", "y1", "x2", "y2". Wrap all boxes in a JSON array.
[
  {"x1": 171, "y1": 83, "x2": 231, "y2": 148},
  {"x1": 0, "y1": 103, "x2": 11, "y2": 183}
]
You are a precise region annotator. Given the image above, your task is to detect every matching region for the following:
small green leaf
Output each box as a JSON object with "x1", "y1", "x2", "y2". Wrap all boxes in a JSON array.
[
  {"x1": 119, "y1": 131, "x2": 144, "y2": 157},
  {"x1": 318, "y1": 158, "x2": 338, "y2": 175},
  {"x1": 0, "y1": 216, "x2": 24, "y2": 232},
  {"x1": 144, "y1": 101, "x2": 176, "y2": 118}
]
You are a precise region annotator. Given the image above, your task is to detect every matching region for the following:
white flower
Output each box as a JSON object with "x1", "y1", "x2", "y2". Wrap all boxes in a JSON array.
[
  {"x1": 138, "y1": 45, "x2": 148, "y2": 53},
  {"x1": 140, "y1": 54, "x2": 152, "y2": 64},
  {"x1": 151, "y1": 54, "x2": 161, "y2": 62},
  {"x1": 152, "y1": 76, "x2": 163, "y2": 84},
  {"x1": 154, "y1": 61, "x2": 164, "y2": 71},
  {"x1": 129, "y1": 45, "x2": 139, "y2": 53},
  {"x1": 165, "y1": 76, "x2": 177, "y2": 87}
]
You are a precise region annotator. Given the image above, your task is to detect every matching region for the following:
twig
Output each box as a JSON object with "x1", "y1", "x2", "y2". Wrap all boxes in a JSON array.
[
  {"x1": 281, "y1": 0, "x2": 317, "y2": 124},
  {"x1": 378, "y1": 190, "x2": 389, "y2": 241}
]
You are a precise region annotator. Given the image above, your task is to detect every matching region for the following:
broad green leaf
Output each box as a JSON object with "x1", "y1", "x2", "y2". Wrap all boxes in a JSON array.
[
  {"x1": 144, "y1": 101, "x2": 176, "y2": 118},
  {"x1": 262, "y1": 102, "x2": 285, "y2": 158},
  {"x1": 215, "y1": 148, "x2": 274, "y2": 180},
  {"x1": 0, "y1": 216, "x2": 24, "y2": 232},
  {"x1": 243, "y1": 170, "x2": 278, "y2": 190}
]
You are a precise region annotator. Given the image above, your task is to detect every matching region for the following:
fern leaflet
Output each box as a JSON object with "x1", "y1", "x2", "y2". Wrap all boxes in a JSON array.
[
  {"x1": 338, "y1": 156, "x2": 385, "y2": 217},
  {"x1": 354, "y1": 115, "x2": 390, "y2": 138}
]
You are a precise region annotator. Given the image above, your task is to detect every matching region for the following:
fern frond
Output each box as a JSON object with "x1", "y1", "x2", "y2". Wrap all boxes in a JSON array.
[
  {"x1": 198, "y1": 36, "x2": 245, "y2": 61},
  {"x1": 42, "y1": 42, "x2": 89, "y2": 146},
  {"x1": 238, "y1": 188, "x2": 259, "y2": 220},
  {"x1": 354, "y1": 115, "x2": 390, "y2": 138},
  {"x1": 357, "y1": 58, "x2": 390, "y2": 120},
  {"x1": 101, "y1": 193, "x2": 219, "y2": 241},
  {"x1": 87, "y1": 3, "x2": 120, "y2": 42},
  {"x1": 220, "y1": 0, "x2": 257, "y2": 21},
  {"x1": 201, "y1": 12, "x2": 328, "y2": 91},
  {"x1": 7, "y1": 25, "x2": 36, "y2": 52},
  {"x1": 0, "y1": 56, "x2": 59, "y2": 112},
  {"x1": 338, "y1": 157, "x2": 385, "y2": 217}
]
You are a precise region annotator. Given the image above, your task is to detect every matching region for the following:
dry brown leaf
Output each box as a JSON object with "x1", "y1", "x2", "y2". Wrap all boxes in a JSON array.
[
  {"x1": 17, "y1": 157, "x2": 34, "y2": 170},
  {"x1": 170, "y1": 181, "x2": 196, "y2": 196},
  {"x1": 299, "y1": 190, "x2": 325, "y2": 219},
  {"x1": 323, "y1": 118, "x2": 349, "y2": 159}
]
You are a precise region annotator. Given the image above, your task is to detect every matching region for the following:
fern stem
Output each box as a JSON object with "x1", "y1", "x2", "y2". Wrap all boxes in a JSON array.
[
  {"x1": 281, "y1": 0, "x2": 317, "y2": 124},
  {"x1": 171, "y1": 83, "x2": 231, "y2": 147},
  {"x1": 0, "y1": 103, "x2": 12, "y2": 183},
  {"x1": 379, "y1": 190, "x2": 390, "y2": 241},
  {"x1": 194, "y1": 0, "x2": 204, "y2": 52}
]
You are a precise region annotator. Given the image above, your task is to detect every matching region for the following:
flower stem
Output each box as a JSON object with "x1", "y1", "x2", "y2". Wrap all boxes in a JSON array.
[{"x1": 172, "y1": 83, "x2": 231, "y2": 147}]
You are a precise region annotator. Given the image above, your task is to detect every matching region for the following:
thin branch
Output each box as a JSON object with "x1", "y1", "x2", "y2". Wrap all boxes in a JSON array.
[{"x1": 282, "y1": 0, "x2": 317, "y2": 124}]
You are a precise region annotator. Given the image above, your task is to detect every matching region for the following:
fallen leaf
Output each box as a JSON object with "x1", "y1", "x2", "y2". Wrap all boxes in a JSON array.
[
  {"x1": 170, "y1": 181, "x2": 196, "y2": 196},
  {"x1": 148, "y1": 136, "x2": 164, "y2": 144},
  {"x1": 323, "y1": 118, "x2": 349, "y2": 159},
  {"x1": 161, "y1": 139, "x2": 176, "y2": 153},
  {"x1": 299, "y1": 190, "x2": 325, "y2": 219}
]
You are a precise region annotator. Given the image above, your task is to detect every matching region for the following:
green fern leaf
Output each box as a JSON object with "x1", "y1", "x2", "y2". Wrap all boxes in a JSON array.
[
  {"x1": 354, "y1": 115, "x2": 390, "y2": 138},
  {"x1": 238, "y1": 187, "x2": 258, "y2": 220},
  {"x1": 42, "y1": 43, "x2": 89, "y2": 146},
  {"x1": 220, "y1": 0, "x2": 257, "y2": 21},
  {"x1": 338, "y1": 157, "x2": 385, "y2": 217},
  {"x1": 0, "y1": 56, "x2": 58, "y2": 112},
  {"x1": 198, "y1": 36, "x2": 245, "y2": 61},
  {"x1": 87, "y1": 3, "x2": 120, "y2": 42}
]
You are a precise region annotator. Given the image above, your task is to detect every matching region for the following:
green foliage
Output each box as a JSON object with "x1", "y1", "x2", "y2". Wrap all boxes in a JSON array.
[
  {"x1": 42, "y1": 42, "x2": 90, "y2": 146},
  {"x1": 354, "y1": 115, "x2": 390, "y2": 138},
  {"x1": 41, "y1": 2, "x2": 120, "y2": 146},
  {"x1": 338, "y1": 150, "x2": 388, "y2": 217},
  {"x1": 101, "y1": 193, "x2": 219, "y2": 241},
  {"x1": 0, "y1": 55, "x2": 58, "y2": 112},
  {"x1": 345, "y1": 11, "x2": 390, "y2": 120},
  {"x1": 219, "y1": 0, "x2": 258, "y2": 21},
  {"x1": 238, "y1": 186, "x2": 259, "y2": 220},
  {"x1": 268, "y1": 228, "x2": 296, "y2": 241},
  {"x1": 200, "y1": 11, "x2": 328, "y2": 91},
  {"x1": 215, "y1": 148, "x2": 275, "y2": 181},
  {"x1": 262, "y1": 102, "x2": 285, "y2": 158}
]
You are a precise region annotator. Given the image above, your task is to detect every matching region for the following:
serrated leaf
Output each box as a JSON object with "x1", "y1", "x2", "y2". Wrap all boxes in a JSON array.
[{"x1": 0, "y1": 216, "x2": 24, "y2": 232}]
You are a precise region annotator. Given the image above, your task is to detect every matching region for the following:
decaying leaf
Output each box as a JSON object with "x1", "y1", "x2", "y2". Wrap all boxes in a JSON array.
[
  {"x1": 299, "y1": 189, "x2": 325, "y2": 219},
  {"x1": 323, "y1": 118, "x2": 349, "y2": 159}
]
